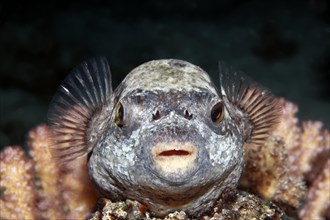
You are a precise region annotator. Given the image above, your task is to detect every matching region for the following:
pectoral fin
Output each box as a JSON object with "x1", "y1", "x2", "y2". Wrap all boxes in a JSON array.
[
  {"x1": 219, "y1": 62, "x2": 282, "y2": 146},
  {"x1": 48, "y1": 57, "x2": 112, "y2": 162}
]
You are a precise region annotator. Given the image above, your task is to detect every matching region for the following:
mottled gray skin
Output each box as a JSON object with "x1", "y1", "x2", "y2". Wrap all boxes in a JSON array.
[{"x1": 88, "y1": 59, "x2": 244, "y2": 217}]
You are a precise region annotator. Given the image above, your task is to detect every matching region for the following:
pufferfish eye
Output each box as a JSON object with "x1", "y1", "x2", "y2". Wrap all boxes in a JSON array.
[
  {"x1": 114, "y1": 102, "x2": 124, "y2": 127},
  {"x1": 210, "y1": 102, "x2": 224, "y2": 124}
]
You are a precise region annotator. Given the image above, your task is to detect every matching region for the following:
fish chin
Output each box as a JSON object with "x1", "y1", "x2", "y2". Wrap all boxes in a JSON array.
[{"x1": 131, "y1": 158, "x2": 242, "y2": 217}]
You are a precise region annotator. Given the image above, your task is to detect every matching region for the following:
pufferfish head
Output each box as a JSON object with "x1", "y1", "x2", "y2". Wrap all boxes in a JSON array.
[{"x1": 48, "y1": 57, "x2": 281, "y2": 217}]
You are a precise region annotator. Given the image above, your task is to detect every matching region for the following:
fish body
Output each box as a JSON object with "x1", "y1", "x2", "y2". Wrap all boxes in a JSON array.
[{"x1": 48, "y1": 58, "x2": 280, "y2": 217}]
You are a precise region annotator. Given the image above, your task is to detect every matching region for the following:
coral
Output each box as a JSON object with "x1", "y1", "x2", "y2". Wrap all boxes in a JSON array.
[
  {"x1": 89, "y1": 189, "x2": 285, "y2": 220},
  {"x1": 272, "y1": 99, "x2": 301, "y2": 152},
  {"x1": 299, "y1": 159, "x2": 330, "y2": 219},
  {"x1": 0, "y1": 147, "x2": 36, "y2": 220},
  {"x1": 211, "y1": 189, "x2": 285, "y2": 220},
  {"x1": 89, "y1": 199, "x2": 147, "y2": 220},
  {"x1": 239, "y1": 98, "x2": 330, "y2": 219},
  {"x1": 239, "y1": 137, "x2": 306, "y2": 210},
  {"x1": 271, "y1": 99, "x2": 330, "y2": 181},
  {"x1": 0, "y1": 99, "x2": 329, "y2": 219},
  {"x1": 60, "y1": 157, "x2": 98, "y2": 220},
  {"x1": 0, "y1": 124, "x2": 97, "y2": 220},
  {"x1": 28, "y1": 125, "x2": 65, "y2": 219},
  {"x1": 295, "y1": 122, "x2": 329, "y2": 181}
]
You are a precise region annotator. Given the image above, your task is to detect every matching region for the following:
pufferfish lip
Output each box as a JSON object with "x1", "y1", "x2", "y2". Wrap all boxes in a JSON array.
[{"x1": 151, "y1": 141, "x2": 198, "y2": 175}]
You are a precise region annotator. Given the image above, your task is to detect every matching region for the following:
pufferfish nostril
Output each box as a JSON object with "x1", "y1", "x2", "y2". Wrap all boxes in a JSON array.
[
  {"x1": 152, "y1": 110, "x2": 161, "y2": 120},
  {"x1": 184, "y1": 109, "x2": 193, "y2": 120}
]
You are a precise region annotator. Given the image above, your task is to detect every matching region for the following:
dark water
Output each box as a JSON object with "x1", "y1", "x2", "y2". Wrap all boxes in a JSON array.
[{"x1": 0, "y1": 0, "x2": 329, "y2": 148}]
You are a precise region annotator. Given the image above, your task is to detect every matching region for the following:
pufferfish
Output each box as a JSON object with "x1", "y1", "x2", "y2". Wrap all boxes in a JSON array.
[{"x1": 48, "y1": 57, "x2": 281, "y2": 217}]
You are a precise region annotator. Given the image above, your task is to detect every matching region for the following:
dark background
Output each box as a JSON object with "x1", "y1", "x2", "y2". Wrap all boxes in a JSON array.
[{"x1": 0, "y1": 0, "x2": 329, "y2": 149}]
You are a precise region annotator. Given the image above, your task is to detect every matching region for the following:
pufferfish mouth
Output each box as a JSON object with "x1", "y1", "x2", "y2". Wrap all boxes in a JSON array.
[
  {"x1": 158, "y1": 149, "x2": 191, "y2": 156},
  {"x1": 151, "y1": 141, "x2": 198, "y2": 175}
]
